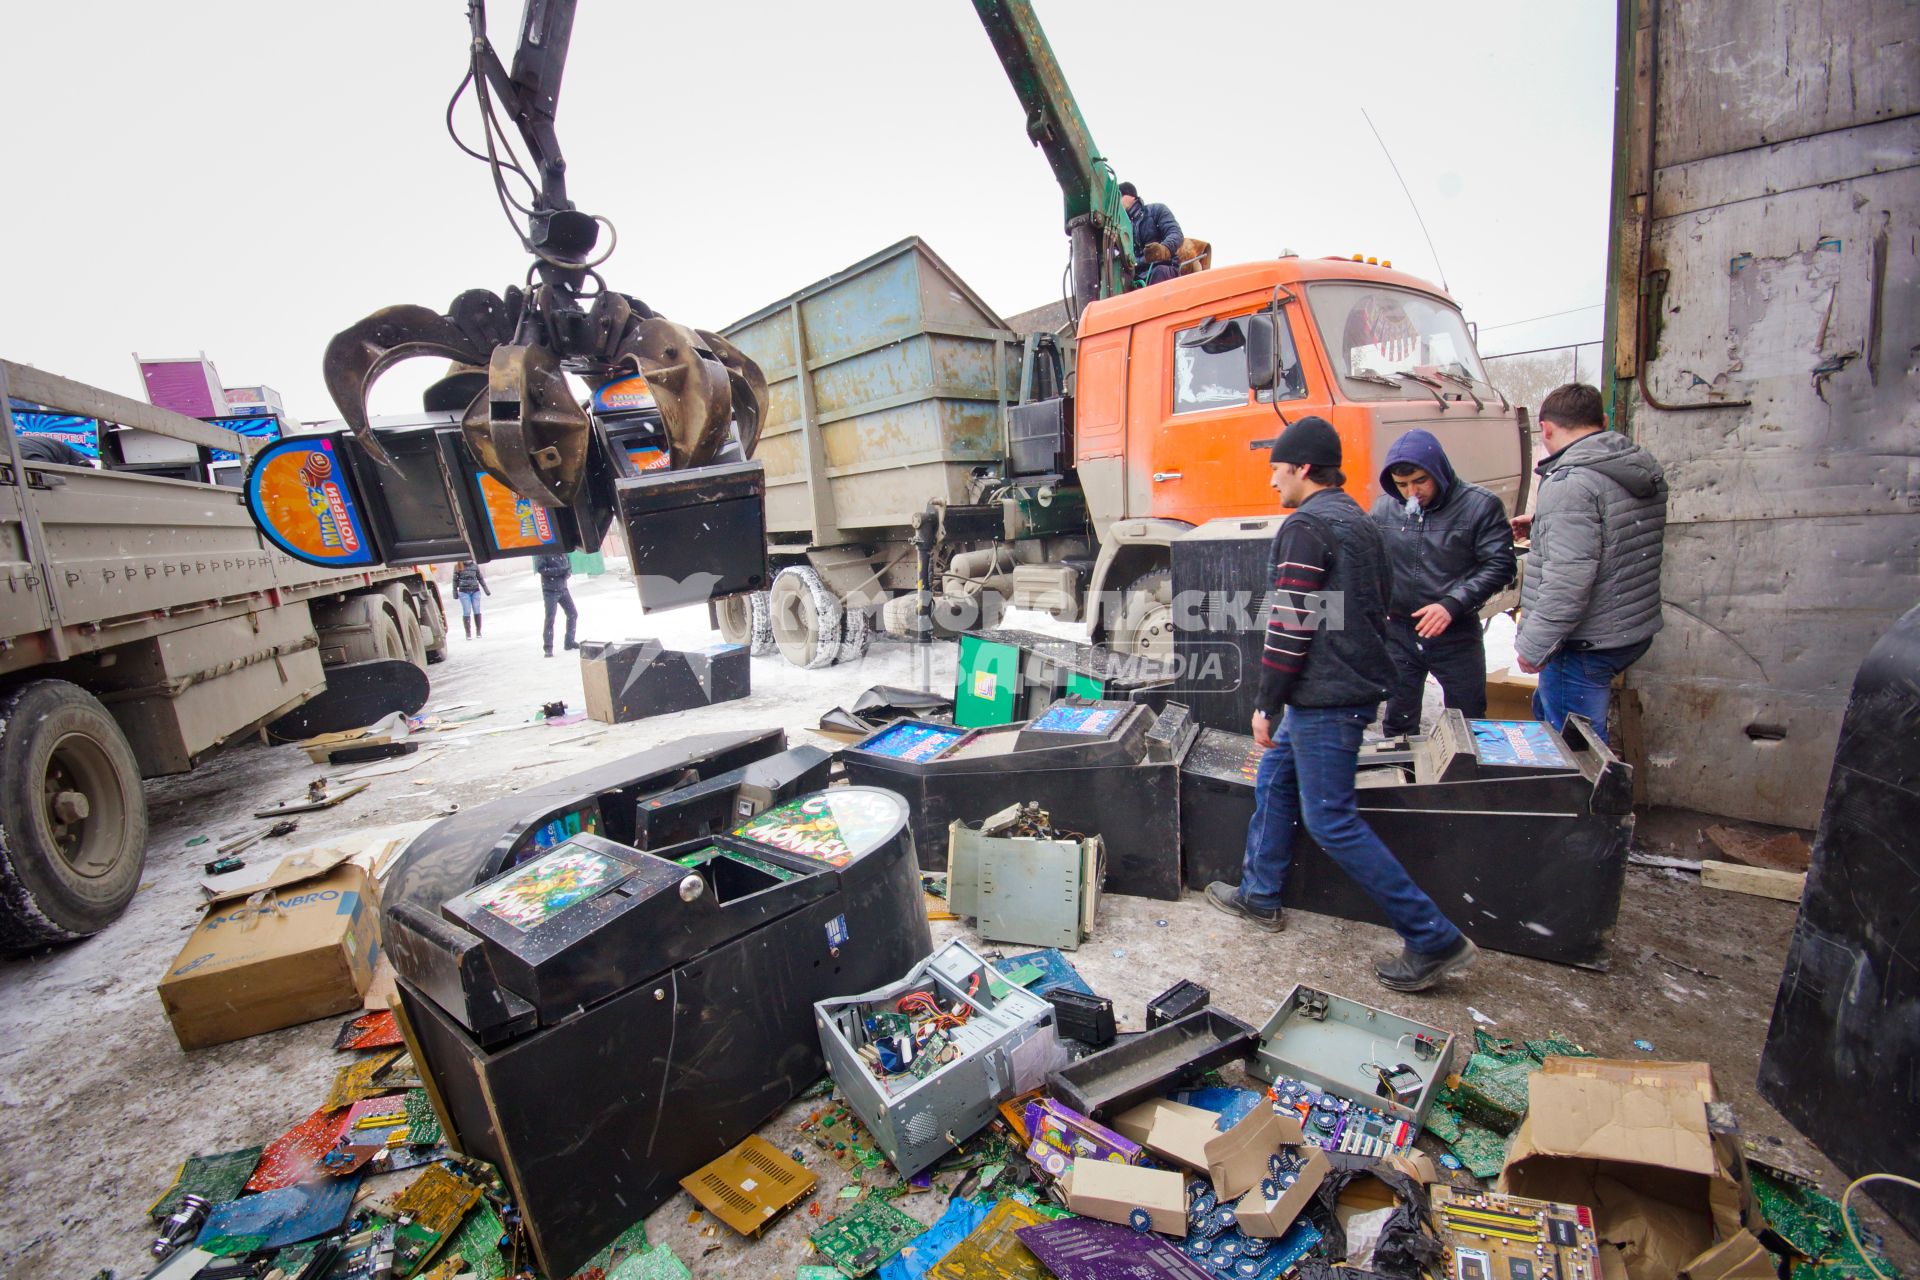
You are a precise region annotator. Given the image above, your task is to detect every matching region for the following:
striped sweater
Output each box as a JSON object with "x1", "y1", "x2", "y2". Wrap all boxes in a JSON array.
[{"x1": 1255, "y1": 487, "x2": 1395, "y2": 714}]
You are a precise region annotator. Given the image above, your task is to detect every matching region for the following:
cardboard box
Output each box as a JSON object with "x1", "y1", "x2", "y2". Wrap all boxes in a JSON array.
[
  {"x1": 1061, "y1": 1160, "x2": 1188, "y2": 1237},
  {"x1": 1233, "y1": 1144, "x2": 1330, "y2": 1239},
  {"x1": 157, "y1": 862, "x2": 379, "y2": 1050},
  {"x1": 1112, "y1": 1098, "x2": 1306, "y2": 1201},
  {"x1": 1484, "y1": 666, "x2": 1540, "y2": 721},
  {"x1": 1024, "y1": 1097, "x2": 1142, "y2": 1179},
  {"x1": 1499, "y1": 1060, "x2": 1771, "y2": 1280}
]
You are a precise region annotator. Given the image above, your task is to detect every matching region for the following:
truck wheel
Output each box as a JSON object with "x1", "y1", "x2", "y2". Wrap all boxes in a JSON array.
[
  {"x1": 838, "y1": 604, "x2": 873, "y2": 663},
  {"x1": 380, "y1": 586, "x2": 429, "y2": 669},
  {"x1": 716, "y1": 591, "x2": 775, "y2": 656},
  {"x1": 1113, "y1": 569, "x2": 1175, "y2": 659},
  {"x1": 769, "y1": 567, "x2": 844, "y2": 670},
  {"x1": 0, "y1": 681, "x2": 148, "y2": 951}
]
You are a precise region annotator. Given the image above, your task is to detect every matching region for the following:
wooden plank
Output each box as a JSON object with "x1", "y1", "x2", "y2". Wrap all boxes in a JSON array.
[
  {"x1": 4, "y1": 360, "x2": 256, "y2": 456},
  {"x1": 1704, "y1": 824, "x2": 1812, "y2": 874},
  {"x1": 1700, "y1": 860, "x2": 1806, "y2": 903}
]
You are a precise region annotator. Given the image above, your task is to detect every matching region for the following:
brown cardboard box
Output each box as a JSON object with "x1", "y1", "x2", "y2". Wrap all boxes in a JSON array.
[
  {"x1": 1061, "y1": 1160, "x2": 1188, "y2": 1236},
  {"x1": 1484, "y1": 666, "x2": 1540, "y2": 721},
  {"x1": 1233, "y1": 1144, "x2": 1330, "y2": 1239},
  {"x1": 157, "y1": 862, "x2": 380, "y2": 1050},
  {"x1": 1499, "y1": 1061, "x2": 1772, "y2": 1280},
  {"x1": 1111, "y1": 1100, "x2": 1304, "y2": 1201}
]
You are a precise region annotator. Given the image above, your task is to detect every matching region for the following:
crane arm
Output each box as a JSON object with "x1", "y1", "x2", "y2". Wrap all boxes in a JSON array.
[{"x1": 971, "y1": 0, "x2": 1135, "y2": 310}]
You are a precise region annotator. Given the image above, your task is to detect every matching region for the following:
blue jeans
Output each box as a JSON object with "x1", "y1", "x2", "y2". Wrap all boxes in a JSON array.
[
  {"x1": 456, "y1": 590, "x2": 481, "y2": 619},
  {"x1": 1241, "y1": 704, "x2": 1462, "y2": 954},
  {"x1": 1532, "y1": 639, "x2": 1650, "y2": 745}
]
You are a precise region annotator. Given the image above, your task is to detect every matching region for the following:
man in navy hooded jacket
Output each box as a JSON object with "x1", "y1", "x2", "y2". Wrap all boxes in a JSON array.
[{"x1": 1367, "y1": 430, "x2": 1516, "y2": 734}]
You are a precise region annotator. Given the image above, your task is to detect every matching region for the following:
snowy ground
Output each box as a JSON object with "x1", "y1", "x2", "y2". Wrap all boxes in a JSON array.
[{"x1": 0, "y1": 563, "x2": 1911, "y2": 1279}]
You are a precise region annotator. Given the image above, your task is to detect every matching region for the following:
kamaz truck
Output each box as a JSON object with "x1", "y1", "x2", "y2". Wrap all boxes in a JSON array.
[{"x1": 0, "y1": 360, "x2": 447, "y2": 949}]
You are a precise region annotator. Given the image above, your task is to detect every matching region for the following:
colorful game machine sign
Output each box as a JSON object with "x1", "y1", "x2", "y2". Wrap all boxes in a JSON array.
[
  {"x1": 472, "y1": 470, "x2": 562, "y2": 554},
  {"x1": 245, "y1": 435, "x2": 378, "y2": 567},
  {"x1": 592, "y1": 373, "x2": 672, "y2": 474}
]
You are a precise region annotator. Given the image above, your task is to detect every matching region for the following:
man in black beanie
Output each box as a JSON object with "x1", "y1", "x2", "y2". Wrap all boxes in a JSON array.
[{"x1": 1206, "y1": 416, "x2": 1477, "y2": 992}]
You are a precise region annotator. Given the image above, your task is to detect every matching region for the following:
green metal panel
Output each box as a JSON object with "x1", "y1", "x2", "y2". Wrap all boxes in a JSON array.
[
  {"x1": 722, "y1": 239, "x2": 1020, "y2": 538},
  {"x1": 1065, "y1": 671, "x2": 1104, "y2": 700},
  {"x1": 956, "y1": 633, "x2": 1022, "y2": 727}
]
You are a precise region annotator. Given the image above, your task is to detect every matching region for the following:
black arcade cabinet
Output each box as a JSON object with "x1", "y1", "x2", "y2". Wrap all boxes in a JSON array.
[
  {"x1": 838, "y1": 698, "x2": 1198, "y2": 900},
  {"x1": 381, "y1": 731, "x2": 930, "y2": 1278},
  {"x1": 1181, "y1": 710, "x2": 1632, "y2": 968}
]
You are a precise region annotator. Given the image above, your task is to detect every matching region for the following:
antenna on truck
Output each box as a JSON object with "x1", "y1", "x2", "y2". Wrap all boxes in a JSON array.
[{"x1": 1360, "y1": 108, "x2": 1450, "y2": 294}]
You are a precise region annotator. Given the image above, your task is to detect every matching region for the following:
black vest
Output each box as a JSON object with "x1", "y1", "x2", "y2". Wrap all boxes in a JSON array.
[{"x1": 1288, "y1": 488, "x2": 1395, "y2": 708}]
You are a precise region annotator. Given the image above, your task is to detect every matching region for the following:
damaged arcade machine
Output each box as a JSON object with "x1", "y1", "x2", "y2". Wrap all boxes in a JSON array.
[{"x1": 379, "y1": 730, "x2": 932, "y2": 1277}]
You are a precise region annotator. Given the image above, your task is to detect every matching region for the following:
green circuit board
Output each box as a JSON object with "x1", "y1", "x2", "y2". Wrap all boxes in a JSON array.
[
  {"x1": 1751, "y1": 1167, "x2": 1905, "y2": 1279},
  {"x1": 808, "y1": 1195, "x2": 926, "y2": 1278}
]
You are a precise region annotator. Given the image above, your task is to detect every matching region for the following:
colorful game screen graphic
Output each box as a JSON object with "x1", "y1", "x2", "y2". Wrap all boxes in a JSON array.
[
  {"x1": 857, "y1": 721, "x2": 966, "y2": 763},
  {"x1": 528, "y1": 805, "x2": 600, "y2": 854},
  {"x1": 732, "y1": 791, "x2": 904, "y2": 867},
  {"x1": 471, "y1": 843, "x2": 628, "y2": 930},
  {"x1": 1468, "y1": 720, "x2": 1568, "y2": 768},
  {"x1": 473, "y1": 470, "x2": 561, "y2": 552},
  {"x1": 245, "y1": 436, "x2": 377, "y2": 567},
  {"x1": 1030, "y1": 705, "x2": 1122, "y2": 735}
]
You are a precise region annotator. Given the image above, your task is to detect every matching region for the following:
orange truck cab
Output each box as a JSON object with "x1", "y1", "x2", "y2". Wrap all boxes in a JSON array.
[{"x1": 1073, "y1": 255, "x2": 1528, "y2": 649}]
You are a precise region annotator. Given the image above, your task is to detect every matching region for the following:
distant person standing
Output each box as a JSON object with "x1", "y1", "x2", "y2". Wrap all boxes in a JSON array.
[
  {"x1": 1513, "y1": 384, "x2": 1668, "y2": 742},
  {"x1": 1368, "y1": 430, "x2": 1516, "y2": 733},
  {"x1": 535, "y1": 552, "x2": 578, "y2": 657},
  {"x1": 1119, "y1": 182, "x2": 1184, "y2": 286},
  {"x1": 452, "y1": 559, "x2": 489, "y2": 640}
]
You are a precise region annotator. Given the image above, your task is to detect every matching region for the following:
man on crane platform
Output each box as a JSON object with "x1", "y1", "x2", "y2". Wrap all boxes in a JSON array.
[{"x1": 1119, "y1": 182, "x2": 1185, "y2": 285}]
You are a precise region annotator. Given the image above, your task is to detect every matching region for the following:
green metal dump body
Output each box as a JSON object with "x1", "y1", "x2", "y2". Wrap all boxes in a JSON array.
[{"x1": 722, "y1": 238, "x2": 1021, "y2": 542}]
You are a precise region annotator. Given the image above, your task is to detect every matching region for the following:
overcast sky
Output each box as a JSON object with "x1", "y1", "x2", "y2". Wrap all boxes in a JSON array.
[{"x1": 1, "y1": 1, "x2": 1616, "y2": 423}]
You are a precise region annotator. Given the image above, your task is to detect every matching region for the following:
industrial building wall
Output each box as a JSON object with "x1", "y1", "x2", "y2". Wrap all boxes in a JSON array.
[{"x1": 1604, "y1": 0, "x2": 1920, "y2": 828}]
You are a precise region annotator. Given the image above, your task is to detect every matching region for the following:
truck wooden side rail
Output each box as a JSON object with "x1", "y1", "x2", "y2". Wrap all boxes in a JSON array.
[{"x1": 0, "y1": 359, "x2": 448, "y2": 949}]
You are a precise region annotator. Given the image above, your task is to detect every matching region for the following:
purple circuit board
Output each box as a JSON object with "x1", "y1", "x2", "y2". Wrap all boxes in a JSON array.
[{"x1": 1016, "y1": 1218, "x2": 1211, "y2": 1280}]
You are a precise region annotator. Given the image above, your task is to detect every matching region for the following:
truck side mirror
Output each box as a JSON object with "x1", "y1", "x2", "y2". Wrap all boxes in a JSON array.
[{"x1": 1246, "y1": 313, "x2": 1277, "y2": 392}]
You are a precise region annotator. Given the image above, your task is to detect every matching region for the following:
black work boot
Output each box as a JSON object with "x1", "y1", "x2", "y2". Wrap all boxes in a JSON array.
[
  {"x1": 1375, "y1": 935, "x2": 1478, "y2": 993},
  {"x1": 1204, "y1": 881, "x2": 1285, "y2": 933}
]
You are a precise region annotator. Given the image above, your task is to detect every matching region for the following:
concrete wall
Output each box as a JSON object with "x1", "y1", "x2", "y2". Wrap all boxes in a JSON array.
[{"x1": 1606, "y1": 0, "x2": 1920, "y2": 827}]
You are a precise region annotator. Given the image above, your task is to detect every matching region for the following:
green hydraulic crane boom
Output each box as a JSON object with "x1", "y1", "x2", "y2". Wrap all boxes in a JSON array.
[{"x1": 972, "y1": 0, "x2": 1136, "y2": 312}]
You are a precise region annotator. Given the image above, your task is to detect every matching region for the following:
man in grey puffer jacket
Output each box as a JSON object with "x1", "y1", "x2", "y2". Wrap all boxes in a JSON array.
[{"x1": 1514, "y1": 384, "x2": 1667, "y2": 744}]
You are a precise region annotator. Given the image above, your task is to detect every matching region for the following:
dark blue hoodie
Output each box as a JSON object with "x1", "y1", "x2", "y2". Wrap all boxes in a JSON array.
[{"x1": 1367, "y1": 430, "x2": 1516, "y2": 621}]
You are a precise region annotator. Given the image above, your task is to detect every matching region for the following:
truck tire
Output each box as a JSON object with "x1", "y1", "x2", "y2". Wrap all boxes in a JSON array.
[
  {"x1": 379, "y1": 585, "x2": 430, "y2": 669},
  {"x1": 319, "y1": 597, "x2": 409, "y2": 667},
  {"x1": 769, "y1": 567, "x2": 844, "y2": 670},
  {"x1": 0, "y1": 680, "x2": 148, "y2": 952},
  {"x1": 716, "y1": 591, "x2": 775, "y2": 656},
  {"x1": 838, "y1": 604, "x2": 873, "y2": 663},
  {"x1": 1113, "y1": 569, "x2": 1175, "y2": 659}
]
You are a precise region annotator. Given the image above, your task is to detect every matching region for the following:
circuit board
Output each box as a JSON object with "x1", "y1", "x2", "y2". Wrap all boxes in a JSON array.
[
  {"x1": 1430, "y1": 1185, "x2": 1601, "y2": 1280},
  {"x1": 392, "y1": 1163, "x2": 482, "y2": 1235},
  {"x1": 404, "y1": 1090, "x2": 443, "y2": 1147},
  {"x1": 441, "y1": 1200, "x2": 508, "y2": 1280},
  {"x1": 928, "y1": 1197, "x2": 1052, "y2": 1280},
  {"x1": 1749, "y1": 1164, "x2": 1906, "y2": 1279},
  {"x1": 1270, "y1": 1075, "x2": 1414, "y2": 1158},
  {"x1": 808, "y1": 1195, "x2": 927, "y2": 1277},
  {"x1": 1181, "y1": 1174, "x2": 1323, "y2": 1279}
]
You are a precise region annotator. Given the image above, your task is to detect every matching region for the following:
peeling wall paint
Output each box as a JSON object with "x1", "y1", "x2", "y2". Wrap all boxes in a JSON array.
[{"x1": 1611, "y1": 0, "x2": 1920, "y2": 828}]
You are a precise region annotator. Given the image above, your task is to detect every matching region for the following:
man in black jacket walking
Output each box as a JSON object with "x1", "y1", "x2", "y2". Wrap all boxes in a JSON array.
[
  {"x1": 534, "y1": 553, "x2": 578, "y2": 656},
  {"x1": 1206, "y1": 417, "x2": 1476, "y2": 992},
  {"x1": 1368, "y1": 430, "x2": 1516, "y2": 733}
]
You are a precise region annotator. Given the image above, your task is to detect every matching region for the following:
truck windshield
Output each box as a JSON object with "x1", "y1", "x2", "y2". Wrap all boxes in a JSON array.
[{"x1": 1307, "y1": 284, "x2": 1488, "y2": 399}]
